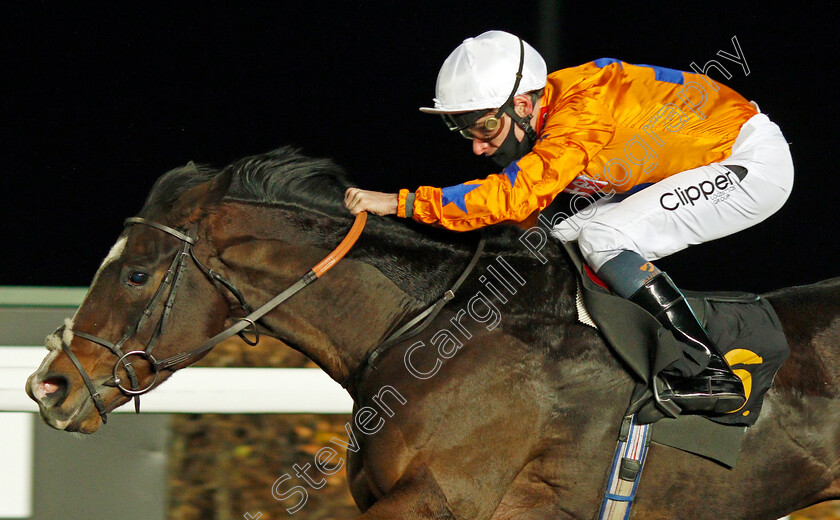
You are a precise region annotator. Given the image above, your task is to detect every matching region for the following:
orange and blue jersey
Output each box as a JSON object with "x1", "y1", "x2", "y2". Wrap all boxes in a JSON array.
[{"x1": 397, "y1": 58, "x2": 758, "y2": 231}]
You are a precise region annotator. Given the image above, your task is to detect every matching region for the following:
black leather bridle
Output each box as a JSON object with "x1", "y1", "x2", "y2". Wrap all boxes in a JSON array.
[
  {"x1": 57, "y1": 211, "x2": 483, "y2": 424},
  {"x1": 58, "y1": 214, "x2": 366, "y2": 423}
]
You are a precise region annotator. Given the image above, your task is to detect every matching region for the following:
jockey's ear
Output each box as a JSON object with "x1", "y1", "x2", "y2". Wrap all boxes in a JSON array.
[{"x1": 512, "y1": 94, "x2": 535, "y2": 118}]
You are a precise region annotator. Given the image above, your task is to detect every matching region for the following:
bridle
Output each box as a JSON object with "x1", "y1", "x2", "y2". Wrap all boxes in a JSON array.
[
  {"x1": 59, "y1": 209, "x2": 484, "y2": 425},
  {"x1": 59, "y1": 212, "x2": 367, "y2": 424}
]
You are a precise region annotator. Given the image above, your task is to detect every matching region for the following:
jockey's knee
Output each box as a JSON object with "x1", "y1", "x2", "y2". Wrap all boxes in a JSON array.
[{"x1": 577, "y1": 221, "x2": 638, "y2": 272}]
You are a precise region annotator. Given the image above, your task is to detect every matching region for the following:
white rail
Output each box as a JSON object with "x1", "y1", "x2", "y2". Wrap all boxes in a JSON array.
[{"x1": 1, "y1": 346, "x2": 353, "y2": 414}]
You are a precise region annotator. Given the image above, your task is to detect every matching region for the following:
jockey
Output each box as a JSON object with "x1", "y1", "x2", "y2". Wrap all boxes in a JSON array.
[{"x1": 344, "y1": 30, "x2": 794, "y2": 415}]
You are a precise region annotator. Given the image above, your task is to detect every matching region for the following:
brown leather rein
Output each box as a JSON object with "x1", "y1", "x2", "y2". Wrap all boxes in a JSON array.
[{"x1": 61, "y1": 212, "x2": 367, "y2": 423}]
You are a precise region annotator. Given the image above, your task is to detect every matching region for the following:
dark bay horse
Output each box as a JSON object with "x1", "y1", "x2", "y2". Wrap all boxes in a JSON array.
[{"x1": 26, "y1": 147, "x2": 840, "y2": 519}]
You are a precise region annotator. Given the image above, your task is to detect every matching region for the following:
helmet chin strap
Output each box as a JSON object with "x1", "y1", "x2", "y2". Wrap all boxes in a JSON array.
[
  {"x1": 502, "y1": 95, "x2": 539, "y2": 143},
  {"x1": 488, "y1": 38, "x2": 539, "y2": 168}
]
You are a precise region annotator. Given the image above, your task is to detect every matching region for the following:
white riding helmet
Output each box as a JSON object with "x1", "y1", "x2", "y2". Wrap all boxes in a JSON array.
[{"x1": 419, "y1": 30, "x2": 547, "y2": 114}]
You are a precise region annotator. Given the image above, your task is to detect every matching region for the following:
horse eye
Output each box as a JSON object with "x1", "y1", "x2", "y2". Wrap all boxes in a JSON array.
[{"x1": 127, "y1": 271, "x2": 149, "y2": 286}]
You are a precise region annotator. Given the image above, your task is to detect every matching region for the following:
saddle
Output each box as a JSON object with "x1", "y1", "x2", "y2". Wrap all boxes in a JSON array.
[{"x1": 563, "y1": 242, "x2": 790, "y2": 466}]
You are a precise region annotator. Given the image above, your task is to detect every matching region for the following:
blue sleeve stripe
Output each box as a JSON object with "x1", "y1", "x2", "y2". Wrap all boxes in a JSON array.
[
  {"x1": 636, "y1": 63, "x2": 685, "y2": 84},
  {"x1": 593, "y1": 57, "x2": 623, "y2": 68},
  {"x1": 592, "y1": 58, "x2": 685, "y2": 85}
]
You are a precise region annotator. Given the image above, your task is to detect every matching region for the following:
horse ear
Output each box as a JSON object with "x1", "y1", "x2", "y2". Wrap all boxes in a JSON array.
[
  {"x1": 173, "y1": 167, "x2": 234, "y2": 223},
  {"x1": 204, "y1": 167, "x2": 233, "y2": 207}
]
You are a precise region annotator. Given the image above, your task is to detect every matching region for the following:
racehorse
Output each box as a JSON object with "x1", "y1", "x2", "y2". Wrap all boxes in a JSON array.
[{"x1": 26, "y1": 147, "x2": 840, "y2": 519}]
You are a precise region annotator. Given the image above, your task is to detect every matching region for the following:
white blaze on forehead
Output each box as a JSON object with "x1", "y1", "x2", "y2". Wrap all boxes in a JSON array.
[
  {"x1": 83, "y1": 236, "x2": 128, "y2": 300},
  {"x1": 100, "y1": 236, "x2": 128, "y2": 270}
]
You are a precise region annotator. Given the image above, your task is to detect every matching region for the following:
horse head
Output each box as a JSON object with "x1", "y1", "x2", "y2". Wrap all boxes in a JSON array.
[{"x1": 25, "y1": 159, "x2": 239, "y2": 432}]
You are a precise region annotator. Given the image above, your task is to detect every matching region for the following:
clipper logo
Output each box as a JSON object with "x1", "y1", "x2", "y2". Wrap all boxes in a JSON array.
[{"x1": 660, "y1": 169, "x2": 741, "y2": 210}]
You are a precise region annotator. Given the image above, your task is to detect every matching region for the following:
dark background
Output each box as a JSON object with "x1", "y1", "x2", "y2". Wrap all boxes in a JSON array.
[{"x1": 2, "y1": 2, "x2": 838, "y2": 293}]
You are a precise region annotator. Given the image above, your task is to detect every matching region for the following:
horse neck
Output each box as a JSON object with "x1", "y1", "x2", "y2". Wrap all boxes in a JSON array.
[
  {"x1": 766, "y1": 277, "x2": 840, "y2": 397},
  {"x1": 203, "y1": 201, "x2": 476, "y2": 383}
]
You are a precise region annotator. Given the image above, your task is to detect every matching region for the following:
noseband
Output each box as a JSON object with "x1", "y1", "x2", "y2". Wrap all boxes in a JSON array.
[{"x1": 60, "y1": 212, "x2": 367, "y2": 424}]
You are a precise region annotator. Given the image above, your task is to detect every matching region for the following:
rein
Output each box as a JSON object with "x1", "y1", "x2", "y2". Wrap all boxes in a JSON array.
[
  {"x1": 63, "y1": 211, "x2": 366, "y2": 423},
  {"x1": 62, "y1": 210, "x2": 484, "y2": 424},
  {"x1": 149, "y1": 212, "x2": 368, "y2": 372}
]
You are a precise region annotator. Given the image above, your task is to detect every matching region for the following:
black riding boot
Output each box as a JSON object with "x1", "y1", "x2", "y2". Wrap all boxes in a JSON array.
[{"x1": 628, "y1": 273, "x2": 746, "y2": 414}]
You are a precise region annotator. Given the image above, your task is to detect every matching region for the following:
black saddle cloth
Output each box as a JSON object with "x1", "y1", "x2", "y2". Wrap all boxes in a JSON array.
[
  {"x1": 564, "y1": 242, "x2": 789, "y2": 427},
  {"x1": 682, "y1": 291, "x2": 789, "y2": 425}
]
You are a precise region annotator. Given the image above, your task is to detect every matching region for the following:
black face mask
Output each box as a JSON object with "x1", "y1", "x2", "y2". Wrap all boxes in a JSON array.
[{"x1": 490, "y1": 113, "x2": 536, "y2": 168}]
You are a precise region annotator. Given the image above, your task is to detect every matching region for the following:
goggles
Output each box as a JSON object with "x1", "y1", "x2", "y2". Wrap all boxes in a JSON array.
[{"x1": 442, "y1": 111, "x2": 503, "y2": 141}]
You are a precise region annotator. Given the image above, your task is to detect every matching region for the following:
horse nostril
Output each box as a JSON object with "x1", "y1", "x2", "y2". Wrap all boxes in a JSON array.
[
  {"x1": 35, "y1": 375, "x2": 69, "y2": 406},
  {"x1": 42, "y1": 379, "x2": 61, "y2": 394}
]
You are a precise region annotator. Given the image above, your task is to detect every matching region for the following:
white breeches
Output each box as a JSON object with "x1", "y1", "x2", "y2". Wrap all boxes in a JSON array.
[{"x1": 551, "y1": 112, "x2": 794, "y2": 270}]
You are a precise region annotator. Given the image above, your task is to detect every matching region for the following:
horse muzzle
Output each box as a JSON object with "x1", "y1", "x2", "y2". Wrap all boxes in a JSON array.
[{"x1": 26, "y1": 364, "x2": 107, "y2": 433}]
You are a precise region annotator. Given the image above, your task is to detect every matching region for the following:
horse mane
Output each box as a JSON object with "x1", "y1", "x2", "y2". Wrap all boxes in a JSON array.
[
  {"x1": 141, "y1": 146, "x2": 353, "y2": 218},
  {"x1": 139, "y1": 145, "x2": 569, "y2": 262},
  {"x1": 224, "y1": 146, "x2": 354, "y2": 214}
]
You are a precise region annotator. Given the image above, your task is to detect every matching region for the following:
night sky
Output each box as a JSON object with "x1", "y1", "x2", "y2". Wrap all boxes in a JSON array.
[{"x1": 2, "y1": 3, "x2": 838, "y2": 294}]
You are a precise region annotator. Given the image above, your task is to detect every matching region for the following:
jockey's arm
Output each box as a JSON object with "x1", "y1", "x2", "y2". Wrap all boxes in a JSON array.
[{"x1": 344, "y1": 139, "x2": 593, "y2": 232}]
